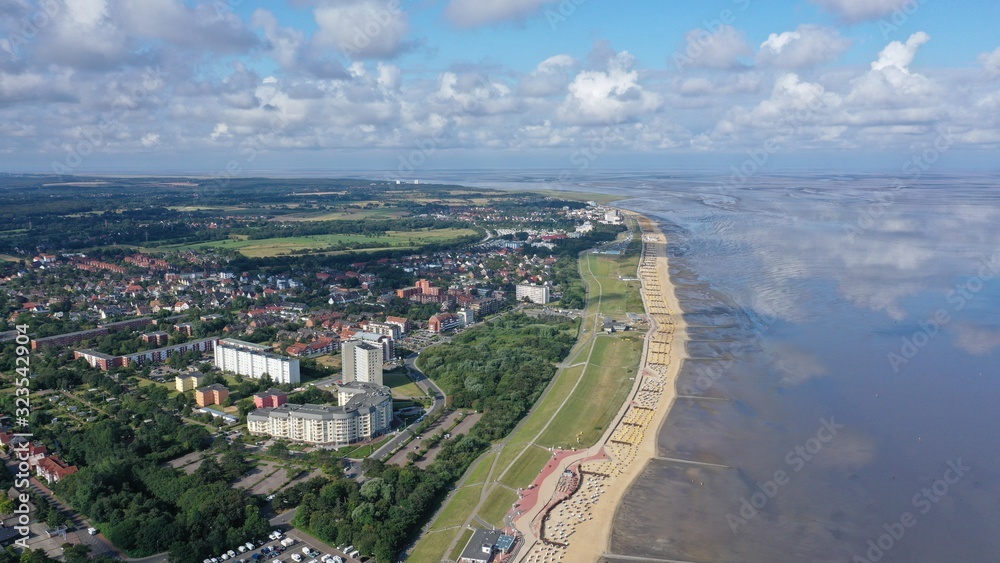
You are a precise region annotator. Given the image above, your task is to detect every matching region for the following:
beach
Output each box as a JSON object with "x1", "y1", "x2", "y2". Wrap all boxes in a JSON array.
[{"x1": 513, "y1": 212, "x2": 688, "y2": 562}]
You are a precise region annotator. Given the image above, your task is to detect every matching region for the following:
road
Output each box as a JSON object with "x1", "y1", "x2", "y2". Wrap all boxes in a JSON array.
[{"x1": 370, "y1": 352, "x2": 445, "y2": 461}]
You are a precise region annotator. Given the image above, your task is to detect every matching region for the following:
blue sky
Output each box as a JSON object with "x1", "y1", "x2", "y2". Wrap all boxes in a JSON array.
[{"x1": 1, "y1": 0, "x2": 999, "y2": 175}]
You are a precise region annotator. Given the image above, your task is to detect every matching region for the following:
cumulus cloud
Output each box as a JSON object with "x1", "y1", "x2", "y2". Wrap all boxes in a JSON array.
[
  {"x1": 313, "y1": 0, "x2": 411, "y2": 58},
  {"x1": 519, "y1": 54, "x2": 576, "y2": 97},
  {"x1": 848, "y1": 32, "x2": 936, "y2": 106},
  {"x1": 980, "y1": 47, "x2": 1000, "y2": 78},
  {"x1": 757, "y1": 25, "x2": 852, "y2": 68},
  {"x1": 812, "y1": 0, "x2": 915, "y2": 23},
  {"x1": 444, "y1": 0, "x2": 555, "y2": 28},
  {"x1": 560, "y1": 51, "x2": 661, "y2": 124},
  {"x1": 675, "y1": 25, "x2": 752, "y2": 70}
]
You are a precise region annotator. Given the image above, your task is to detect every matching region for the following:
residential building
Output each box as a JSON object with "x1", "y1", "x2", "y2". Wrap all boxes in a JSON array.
[
  {"x1": 285, "y1": 336, "x2": 338, "y2": 357},
  {"x1": 175, "y1": 372, "x2": 204, "y2": 392},
  {"x1": 214, "y1": 338, "x2": 301, "y2": 385},
  {"x1": 35, "y1": 454, "x2": 78, "y2": 484},
  {"x1": 385, "y1": 316, "x2": 409, "y2": 334},
  {"x1": 428, "y1": 313, "x2": 461, "y2": 333},
  {"x1": 342, "y1": 340, "x2": 383, "y2": 385},
  {"x1": 74, "y1": 349, "x2": 124, "y2": 371},
  {"x1": 253, "y1": 389, "x2": 288, "y2": 409},
  {"x1": 195, "y1": 383, "x2": 230, "y2": 407},
  {"x1": 142, "y1": 331, "x2": 169, "y2": 346},
  {"x1": 365, "y1": 321, "x2": 401, "y2": 340},
  {"x1": 516, "y1": 283, "x2": 551, "y2": 304},
  {"x1": 246, "y1": 382, "x2": 392, "y2": 446},
  {"x1": 457, "y1": 308, "x2": 475, "y2": 326},
  {"x1": 348, "y1": 331, "x2": 395, "y2": 362}
]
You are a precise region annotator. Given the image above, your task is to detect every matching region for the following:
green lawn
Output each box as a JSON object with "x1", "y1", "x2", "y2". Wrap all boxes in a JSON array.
[
  {"x1": 498, "y1": 444, "x2": 552, "y2": 490},
  {"x1": 538, "y1": 335, "x2": 643, "y2": 449},
  {"x1": 465, "y1": 451, "x2": 498, "y2": 485},
  {"x1": 384, "y1": 372, "x2": 423, "y2": 398},
  {"x1": 144, "y1": 227, "x2": 478, "y2": 257},
  {"x1": 477, "y1": 487, "x2": 518, "y2": 528},
  {"x1": 449, "y1": 528, "x2": 475, "y2": 561},
  {"x1": 429, "y1": 483, "x2": 485, "y2": 531},
  {"x1": 407, "y1": 529, "x2": 456, "y2": 563}
]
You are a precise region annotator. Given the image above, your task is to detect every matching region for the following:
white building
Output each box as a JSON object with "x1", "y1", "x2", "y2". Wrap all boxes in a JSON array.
[
  {"x1": 342, "y1": 340, "x2": 383, "y2": 385},
  {"x1": 457, "y1": 308, "x2": 475, "y2": 326},
  {"x1": 246, "y1": 382, "x2": 392, "y2": 446},
  {"x1": 516, "y1": 283, "x2": 551, "y2": 305},
  {"x1": 348, "y1": 331, "x2": 395, "y2": 362},
  {"x1": 214, "y1": 338, "x2": 301, "y2": 385}
]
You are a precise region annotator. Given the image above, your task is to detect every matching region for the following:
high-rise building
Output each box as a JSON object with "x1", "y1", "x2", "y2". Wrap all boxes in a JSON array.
[
  {"x1": 516, "y1": 283, "x2": 551, "y2": 304},
  {"x1": 214, "y1": 338, "x2": 300, "y2": 385},
  {"x1": 342, "y1": 340, "x2": 383, "y2": 385}
]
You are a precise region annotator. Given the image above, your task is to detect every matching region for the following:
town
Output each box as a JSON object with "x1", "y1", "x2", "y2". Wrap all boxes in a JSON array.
[{"x1": 0, "y1": 176, "x2": 628, "y2": 563}]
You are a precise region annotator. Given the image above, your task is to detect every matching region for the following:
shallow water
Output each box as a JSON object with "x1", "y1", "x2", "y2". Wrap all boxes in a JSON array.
[{"x1": 605, "y1": 176, "x2": 1000, "y2": 562}]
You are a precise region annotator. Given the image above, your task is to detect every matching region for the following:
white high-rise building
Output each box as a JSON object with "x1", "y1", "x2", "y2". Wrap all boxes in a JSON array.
[
  {"x1": 214, "y1": 338, "x2": 300, "y2": 385},
  {"x1": 342, "y1": 340, "x2": 383, "y2": 385},
  {"x1": 516, "y1": 283, "x2": 551, "y2": 304}
]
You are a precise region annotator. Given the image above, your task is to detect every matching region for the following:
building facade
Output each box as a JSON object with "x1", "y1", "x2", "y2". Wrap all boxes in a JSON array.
[
  {"x1": 246, "y1": 382, "x2": 392, "y2": 446},
  {"x1": 342, "y1": 340, "x2": 383, "y2": 385},
  {"x1": 516, "y1": 283, "x2": 551, "y2": 304},
  {"x1": 195, "y1": 383, "x2": 230, "y2": 407},
  {"x1": 214, "y1": 338, "x2": 301, "y2": 385}
]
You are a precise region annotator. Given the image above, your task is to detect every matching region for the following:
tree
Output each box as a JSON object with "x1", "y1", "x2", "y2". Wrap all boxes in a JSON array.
[{"x1": 0, "y1": 496, "x2": 13, "y2": 516}]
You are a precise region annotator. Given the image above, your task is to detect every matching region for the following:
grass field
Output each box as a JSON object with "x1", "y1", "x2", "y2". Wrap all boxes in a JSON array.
[
  {"x1": 0, "y1": 254, "x2": 20, "y2": 262},
  {"x1": 537, "y1": 335, "x2": 643, "y2": 449},
  {"x1": 498, "y1": 444, "x2": 552, "y2": 490},
  {"x1": 478, "y1": 488, "x2": 518, "y2": 528},
  {"x1": 145, "y1": 227, "x2": 477, "y2": 257},
  {"x1": 275, "y1": 206, "x2": 409, "y2": 222},
  {"x1": 407, "y1": 529, "x2": 455, "y2": 563},
  {"x1": 429, "y1": 483, "x2": 485, "y2": 531},
  {"x1": 449, "y1": 529, "x2": 475, "y2": 561},
  {"x1": 384, "y1": 372, "x2": 423, "y2": 398},
  {"x1": 464, "y1": 451, "x2": 497, "y2": 485}
]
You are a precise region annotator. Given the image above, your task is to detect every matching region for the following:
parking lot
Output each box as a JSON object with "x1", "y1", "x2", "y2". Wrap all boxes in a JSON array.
[{"x1": 206, "y1": 529, "x2": 363, "y2": 563}]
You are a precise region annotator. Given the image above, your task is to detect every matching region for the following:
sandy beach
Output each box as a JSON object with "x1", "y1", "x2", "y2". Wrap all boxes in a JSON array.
[{"x1": 513, "y1": 213, "x2": 688, "y2": 562}]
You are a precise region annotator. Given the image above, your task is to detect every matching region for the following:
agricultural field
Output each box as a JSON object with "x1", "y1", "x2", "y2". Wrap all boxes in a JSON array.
[{"x1": 145, "y1": 227, "x2": 478, "y2": 257}]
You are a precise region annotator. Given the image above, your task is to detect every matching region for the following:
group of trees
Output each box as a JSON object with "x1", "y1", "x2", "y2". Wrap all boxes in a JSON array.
[{"x1": 295, "y1": 314, "x2": 576, "y2": 560}]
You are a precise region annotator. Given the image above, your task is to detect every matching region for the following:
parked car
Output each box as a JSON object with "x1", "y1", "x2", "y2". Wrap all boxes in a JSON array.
[{"x1": 290, "y1": 555, "x2": 302, "y2": 562}]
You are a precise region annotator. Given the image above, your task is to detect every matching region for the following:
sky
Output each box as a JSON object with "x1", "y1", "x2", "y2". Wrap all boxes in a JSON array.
[{"x1": 1, "y1": 0, "x2": 999, "y2": 176}]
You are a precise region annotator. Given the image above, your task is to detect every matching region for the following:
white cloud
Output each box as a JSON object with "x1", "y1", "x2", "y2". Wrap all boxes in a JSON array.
[
  {"x1": 676, "y1": 25, "x2": 752, "y2": 69},
  {"x1": 560, "y1": 51, "x2": 661, "y2": 124},
  {"x1": 954, "y1": 324, "x2": 1000, "y2": 356},
  {"x1": 313, "y1": 0, "x2": 410, "y2": 58},
  {"x1": 757, "y1": 25, "x2": 852, "y2": 68},
  {"x1": 980, "y1": 47, "x2": 1000, "y2": 78},
  {"x1": 520, "y1": 54, "x2": 576, "y2": 97},
  {"x1": 444, "y1": 0, "x2": 554, "y2": 28},
  {"x1": 848, "y1": 32, "x2": 936, "y2": 106},
  {"x1": 812, "y1": 0, "x2": 915, "y2": 23},
  {"x1": 140, "y1": 132, "x2": 160, "y2": 147}
]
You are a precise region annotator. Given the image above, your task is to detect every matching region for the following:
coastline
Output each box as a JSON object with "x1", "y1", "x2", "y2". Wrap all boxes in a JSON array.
[{"x1": 513, "y1": 211, "x2": 688, "y2": 562}]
